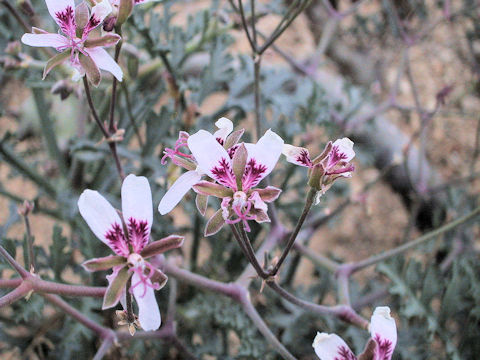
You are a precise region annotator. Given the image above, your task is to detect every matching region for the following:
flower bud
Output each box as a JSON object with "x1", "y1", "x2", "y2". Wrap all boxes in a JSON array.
[
  {"x1": 103, "y1": 16, "x2": 117, "y2": 32},
  {"x1": 116, "y1": 0, "x2": 134, "y2": 26},
  {"x1": 18, "y1": 200, "x2": 34, "y2": 216}
]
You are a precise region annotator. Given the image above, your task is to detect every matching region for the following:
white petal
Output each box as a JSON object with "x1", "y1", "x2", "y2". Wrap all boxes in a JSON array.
[
  {"x1": 158, "y1": 170, "x2": 202, "y2": 215},
  {"x1": 21, "y1": 33, "x2": 68, "y2": 48},
  {"x1": 84, "y1": 47, "x2": 123, "y2": 81},
  {"x1": 187, "y1": 130, "x2": 232, "y2": 178},
  {"x1": 332, "y1": 138, "x2": 355, "y2": 162},
  {"x1": 250, "y1": 191, "x2": 268, "y2": 212},
  {"x1": 282, "y1": 144, "x2": 312, "y2": 167},
  {"x1": 370, "y1": 306, "x2": 397, "y2": 358},
  {"x1": 45, "y1": 0, "x2": 76, "y2": 35},
  {"x1": 121, "y1": 174, "x2": 153, "y2": 232},
  {"x1": 213, "y1": 117, "x2": 233, "y2": 143},
  {"x1": 312, "y1": 332, "x2": 355, "y2": 360},
  {"x1": 131, "y1": 272, "x2": 161, "y2": 331},
  {"x1": 244, "y1": 129, "x2": 284, "y2": 180},
  {"x1": 78, "y1": 189, "x2": 123, "y2": 249},
  {"x1": 90, "y1": 0, "x2": 112, "y2": 24}
]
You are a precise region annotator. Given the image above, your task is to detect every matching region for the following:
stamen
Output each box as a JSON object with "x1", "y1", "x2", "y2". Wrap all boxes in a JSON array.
[
  {"x1": 226, "y1": 194, "x2": 256, "y2": 232},
  {"x1": 128, "y1": 261, "x2": 160, "y2": 298},
  {"x1": 161, "y1": 134, "x2": 193, "y2": 165}
]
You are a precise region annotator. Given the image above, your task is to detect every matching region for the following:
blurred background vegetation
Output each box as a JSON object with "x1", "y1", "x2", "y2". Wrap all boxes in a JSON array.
[{"x1": 1, "y1": 0, "x2": 480, "y2": 358}]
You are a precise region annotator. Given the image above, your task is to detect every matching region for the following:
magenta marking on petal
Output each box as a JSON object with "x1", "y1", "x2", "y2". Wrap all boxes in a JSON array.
[
  {"x1": 55, "y1": 6, "x2": 76, "y2": 38},
  {"x1": 216, "y1": 137, "x2": 224, "y2": 145},
  {"x1": 326, "y1": 145, "x2": 348, "y2": 170},
  {"x1": 241, "y1": 158, "x2": 267, "y2": 190},
  {"x1": 127, "y1": 217, "x2": 150, "y2": 253},
  {"x1": 82, "y1": 15, "x2": 102, "y2": 38},
  {"x1": 335, "y1": 346, "x2": 357, "y2": 360},
  {"x1": 227, "y1": 144, "x2": 239, "y2": 159},
  {"x1": 211, "y1": 158, "x2": 237, "y2": 189},
  {"x1": 373, "y1": 334, "x2": 394, "y2": 360},
  {"x1": 296, "y1": 149, "x2": 313, "y2": 167},
  {"x1": 105, "y1": 223, "x2": 130, "y2": 257}
]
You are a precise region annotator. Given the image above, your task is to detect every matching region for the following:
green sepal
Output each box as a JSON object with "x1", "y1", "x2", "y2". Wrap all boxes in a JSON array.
[
  {"x1": 43, "y1": 50, "x2": 70, "y2": 80},
  {"x1": 102, "y1": 265, "x2": 131, "y2": 309}
]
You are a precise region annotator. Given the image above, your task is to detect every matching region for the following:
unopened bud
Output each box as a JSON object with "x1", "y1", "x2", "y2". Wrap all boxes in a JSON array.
[
  {"x1": 103, "y1": 16, "x2": 117, "y2": 32},
  {"x1": 18, "y1": 200, "x2": 34, "y2": 216},
  {"x1": 117, "y1": 0, "x2": 134, "y2": 25}
]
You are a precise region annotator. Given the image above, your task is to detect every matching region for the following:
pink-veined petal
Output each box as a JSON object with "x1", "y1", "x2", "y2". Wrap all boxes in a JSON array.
[
  {"x1": 332, "y1": 138, "x2": 355, "y2": 162},
  {"x1": 213, "y1": 117, "x2": 233, "y2": 144},
  {"x1": 283, "y1": 144, "x2": 313, "y2": 167},
  {"x1": 131, "y1": 272, "x2": 161, "y2": 331},
  {"x1": 249, "y1": 191, "x2": 268, "y2": 212},
  {"x1": 369, "y1": 307, "x2": 397, "y2": 360},
  {"x1": 187, "y1": 130, "x2": 236, "y2": 189},
  {"x1": 45, "y1": 0, "x2": 76, "y2": 36},
  {"x1": 78, "y1": 189, "x2": 129, "y2": 256},
  {"x1": 121, "y1": 174, "x2": 153, "y2": 252},
  {"x1": 21, "y1": 33, "x2": 68, "y2": 48},
  {"x1": 158, "y1": 170, "x2": 202, "y2": 215},
  {"x1": 312, "y1": 332, "x2": 357, "y2": 360},
  {"x1": 83, "y1": 0, "x2": 113, "y2": 36},
  {"x1": 84, "y1": 47, "x2": 123, "y2": 81},
  {"x1": 243, "y1": 129, "x2": 284, "y2": 189}
]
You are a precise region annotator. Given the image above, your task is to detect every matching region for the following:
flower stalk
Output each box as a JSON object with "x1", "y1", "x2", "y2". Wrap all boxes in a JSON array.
[
  {"x1": 82, "y1": 76, "x2": 125, "y2": 180},
  {"x1": 268, "y1": 187, "x2": 317, "y2": 277}
]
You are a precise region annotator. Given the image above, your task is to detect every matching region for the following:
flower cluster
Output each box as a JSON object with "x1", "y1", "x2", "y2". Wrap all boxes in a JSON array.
[
  {"x1": 159, "y1": 118, "x2": 284, "y2": 235},
  {"x1": 79, "y1": 174, "x2": 184, "y2": 331},
  {"x1": 79, "y1": 119, "x2": 357, "y2": 332},
  {"x1": 159, "y1": 118, "x2": 356, "y2": 234},
  {"x1": 313, "y1": 306, "x2": 397, "y2": 360}
]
